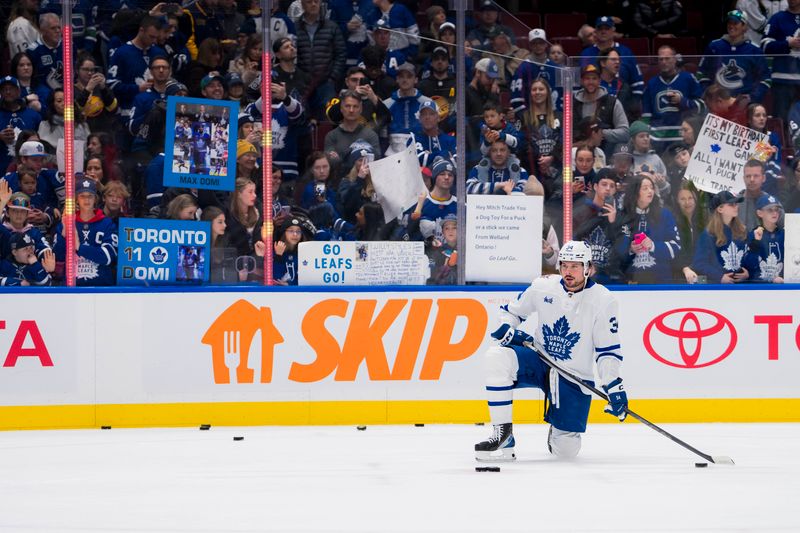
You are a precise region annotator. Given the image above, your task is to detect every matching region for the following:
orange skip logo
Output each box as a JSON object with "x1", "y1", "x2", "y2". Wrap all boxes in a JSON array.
[{"x1": 202, "y1": 298, "x2": 487, "y2": 384}]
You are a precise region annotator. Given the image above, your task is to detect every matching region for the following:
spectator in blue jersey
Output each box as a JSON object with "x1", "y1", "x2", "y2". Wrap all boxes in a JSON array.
[
  {"x1": 11, "y1": 52, "x2": 50, "y2": 116},
  {"x1": 510, "y1": 29, "x2": 559, "y2": 119},
  {"x1": 1, "y1": 191, "x2": 53, "y2": 261},
  {"x1": 743, "y1": 194, "x2": 785, "y2": 282},
  {"x1": 328, "y1": 0, "x2": 375, "y2": 68},
  {"x1": 737, "y1": 0, "x2": 786, "y2": 46},
  {"x1": 296, "y1": 0, "x2": 346, "y2": 120},
  {"x1": 687, "y1": 190, "x2": 749, "y2": 284},
  {"x1": 38, "y1": 89, "x2": 91, "y2": 152},
  {"x1": 762, "y1": 0, "x2": 800, "y2": 124},
  {"x1": 0, "y1": 77, "x2": 43, "y2": 175},
  {"x1": 360, "y1": 45, "x2": 398, "y2": 100},
  {"x1": 156, "y1": 11, "x2": 191, "y2": 81},
  {"x1": 28, "y1": 13, "x2": 63, "y2": 91},
  {"x1": 7, "y1": 0, "x2": 41, "y2": 56},
  {"x1": 0, "y1": 232, "x2": 55, "y2": 287},
  {"x1": 574, "y1": 64, "x2": 630, "y2": 157},
  {"x1": 614, "y1": 173, "x2": 681, "y2": 284},
  {"x1": 15, "y1": 165, "x2": 55, "y2": 232},
  {"x1": 581, "y1": 16, "x2": 644, "y2": 99},
  {"x1": 467, "y1": 140, "x2": 529, "y2": 195},
  {"x1": 4, "y1": 141, "x2": 62, "y2": 210},
  {"x1": 698, "y1": 10, "x2": 772, "y2": 104},
  {"x1": 74, "y1": 54, "x2": 118, "y2": 134},
  {"x1": 261, "y1": 215, "x2": 310, "y2": 285},
  {"x1": 598, "y1": 48, "x2": 638, "y2": 120},
  {"x1": 365, "y1": 19, "x2": 408, "y2": 80},
  {"x1": 368, "y1": 0, "x2": 420, "y2": 58},
  {"x1": 521, "y1": 78, "x2": 562, "y2": 189},
  {"x1": 128, "y1": 56, "x2": 173, "y2": 138},
  {"x1": 413, "y1": 100, "x2": 456, "y2": 169},
  {"x1": 107, "y1": 15, "x2": 166, "y2": 119},
  {"x1": 383, "y1": 63, "x2": 433, "y2": 155},
  {"x1": 641, "y1": 45, "x2": 705, "y2": 153},
  {"x1": 467, "y1": 0, "x2": 515, "y2": 51},
  {"x1": 415, "y1": 157, "x2": 457, "y2": 242},
  {"x1": 53, "y1": 179, "x2": 117, "y2": 287},
  {"x1": 479, "y1": 102, "x2": 523, "y2": 158},
  {"x1": 300, "y1": 152, "x2": 339, "y2": 214}
]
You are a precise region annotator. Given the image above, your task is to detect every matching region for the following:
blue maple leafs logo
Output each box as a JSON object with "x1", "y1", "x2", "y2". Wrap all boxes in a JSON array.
[
  {"x1": 541, "y1": 316, "x2": 580, "y2": 361},
  {"x1": 710, "y1": 144, "x2": 721, "y2": 153}
]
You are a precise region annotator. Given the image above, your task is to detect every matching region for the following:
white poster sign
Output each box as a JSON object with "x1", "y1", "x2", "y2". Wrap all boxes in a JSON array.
[
  {"x1": 57, "y1": 139, "x2": 86, "y2": 174},
  {"x1": 298, "y1": 241, "x2": 429, "y2": 286},
  {"x1": 784, "y1": 213, "x2": 800, "y2": 283},
  {"x1": 684, "y1": 113, "x2": 767, "y2": 194},
  {"x1": 369, "y1": 144, "x2": 428, "y2": 223},
  {"x1": 465, "y1": 194, "x2": 542, "y2": 282}
]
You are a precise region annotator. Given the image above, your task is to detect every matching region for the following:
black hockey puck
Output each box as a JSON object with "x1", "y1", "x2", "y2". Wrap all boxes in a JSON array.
[
  {"x1": 475, "y1": 466, "x2": 500, "y2": 472},
  {"x1": 415, "y1": 424, "x2": 424, "y2": 427},
  {"x1": 199, "y1": 424, "x2": 211, "y2": 430},
  {"x1": 695, "y1": 462, "x2": 708, "y2": 468},
  {"x1": 100, "y1": 426, "x2": 111, "y2": 430},
  {"x1": 233, "y1": 436, "x2": 244, "y2": 441},
  {"x1": 356, "y1": 425, "x2": 367, "y2": 431}
]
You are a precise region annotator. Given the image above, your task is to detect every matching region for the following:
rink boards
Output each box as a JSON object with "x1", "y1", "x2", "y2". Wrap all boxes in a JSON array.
[{"x1": 1, "y1": 286, "x2": 799, "y2": 429}]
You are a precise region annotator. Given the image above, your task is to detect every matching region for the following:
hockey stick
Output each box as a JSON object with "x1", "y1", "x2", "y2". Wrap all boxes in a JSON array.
[{"x1": 522, "y1": 341, "x2": 735, "y2": 465}]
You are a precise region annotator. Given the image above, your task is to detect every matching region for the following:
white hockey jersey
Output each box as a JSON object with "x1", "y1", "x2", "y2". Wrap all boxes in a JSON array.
[{"x1": 498, "y1": 275, "x2": 622, "y2": 384}]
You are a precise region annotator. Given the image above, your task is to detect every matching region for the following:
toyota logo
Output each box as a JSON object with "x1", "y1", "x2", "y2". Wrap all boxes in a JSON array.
[{"x1": 643, "y1": 308, "x2": 737, "y2": 368}]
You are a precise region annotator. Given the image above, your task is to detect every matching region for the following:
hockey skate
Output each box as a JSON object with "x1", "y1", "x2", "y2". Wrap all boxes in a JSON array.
[{"x1": 475, "y1": 423, "x2": 516, "y2": 462}]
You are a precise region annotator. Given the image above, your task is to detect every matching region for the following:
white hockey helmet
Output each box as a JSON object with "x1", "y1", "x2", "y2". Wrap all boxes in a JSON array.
[{"x1": 557, "y1": 241, "x2": 592, "y2": 276}]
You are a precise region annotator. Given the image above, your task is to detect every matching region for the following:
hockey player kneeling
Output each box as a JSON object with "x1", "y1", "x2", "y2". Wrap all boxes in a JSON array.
[{"x1": 475, "y1": 241, "x2": 628, "y2": 461}]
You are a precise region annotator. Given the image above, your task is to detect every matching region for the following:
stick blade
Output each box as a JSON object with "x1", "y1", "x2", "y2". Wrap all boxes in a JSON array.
[{"x1": 711, "y1": 455, "x2": 735, "y2": 465}]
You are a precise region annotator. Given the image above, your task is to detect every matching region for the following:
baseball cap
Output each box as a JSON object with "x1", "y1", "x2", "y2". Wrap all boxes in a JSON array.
[
  {"x1": 200, "y1": 73, "x2": 226, "y2": 90},
  {"x1": 581, "y1": 64, "x2": 600, "y2": 78},
  {"x1": 8, "y1": 192, "x2": 31, "y2": 210},
  {"x1": 439, "y1": 22, "x2": 455, "y2": 33},
  {"x1": 273, "y1": 36, "x2": 293, "y2": 54},
  {"x1": 528, "y1": 29, "x2": 548, "y2": 43},
  {"x1": 10, "y1": 232, "x2": 34, "y2": 251},
  {"x1": 709, "y1": 190, "x2": 744, "y2": 210},
  {"x1": 755, "y1": 194, "x2": 782, "y2": 210},
  {"x1": 418, "y1": 99, "x2": 438, "y2": 115},
  {"x1": 478, "y1": 0, "x2": 499, "y2": 11},
  {"x1": 667, "y1": 143, "x2": 691, "y2": 157},
  {"x1": 238, "y1": 112, "x2": 256, "y2": 129},
  {"x1": 76, "y1": 178, "x2": 98, "y2": 195},
  {"x1": 612, "y1": 143, "x2": 634, "y2": 160},
  {"x1": 19, "y1": 141, "x2": 46, "y2": 157},
  {"x1": 475, "y1": 57, "x2": 499, "y2": 79},
  {"x1": 596, "y1": 16, "x2": 615, "y2": 29},
  {"x1": 164, "y1": 79, "x2": 188, "y2": 96},
  {"x1": 225, "y1": 72, "x2": 244, "y2": 87},
  {"x1": 726, "y1": 10, "x2": 747, "y2": 24},
  {"x1": 431, "y1": 46, "x2": 449, "y2": 58},
  {"x1": 0, "y1": 76, "x2": 20, "y2": 89},
  {"x1": 396, "y1": 62, "x2": 417, "y2": 75}
]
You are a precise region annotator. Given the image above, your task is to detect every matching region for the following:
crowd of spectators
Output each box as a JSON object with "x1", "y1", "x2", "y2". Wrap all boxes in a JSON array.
[{"x1": 0, "y1": 0, "x2": 797, "y2": 287}]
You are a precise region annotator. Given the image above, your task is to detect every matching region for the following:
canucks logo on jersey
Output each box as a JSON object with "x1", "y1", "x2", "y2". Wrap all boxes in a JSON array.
[
  {"x1": 542, "y1": 316, "x2": 580, "y2": 361},
  {"x1": 716, "y1": 60, "x2": 746, "y2": 91}
]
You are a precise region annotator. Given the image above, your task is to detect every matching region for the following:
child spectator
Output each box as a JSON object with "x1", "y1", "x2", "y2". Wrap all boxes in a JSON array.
[
  {"x1": 100, "y1": 181, "x2": 131, "y2": 225},
  {"x1": 0, "y1": 233, "x2": 54, "y2": 287},
  {"x1": 666, "y1": 143, "x2": 691, "y2": 194},
  {"x1": 1, "y1": 192, "x2": 52, "y2": 260},
  {"x1": 629, "y1": 121, "x2": 670, "y2": 198},
  {"x1": 743, "y1": 194, "x2": 785, "y2": 283},
  {"x1": 165, "y1": 194, "x2": 199, "y2": 221},
  {"x1": 614, "y1": 174, "x2": 681, "y2": 284},
  {"x1": 479, "y1": 102, "x2": 522, "y2": 157},
  {"x1": 687, "y1": 191, "x2": 749, "y2": 284},
  {"x1": 53, "y1": 179, "x2": 118, "y2": 286},
  {"x1": 426, "y1": 213, "x2": 458, "y2": 285},
  {"x1": 16, "y1": 165, "x2": 53, "y2": 232},
  {"x1": 257, "y1": 216, "x2": 311, "y2": 285},
  {"x1": 415, "y1": 157, "x2": 457, "y2": 241},
  {"x1": 337, "y1": 142, "x2": 377, "y2": 223}
]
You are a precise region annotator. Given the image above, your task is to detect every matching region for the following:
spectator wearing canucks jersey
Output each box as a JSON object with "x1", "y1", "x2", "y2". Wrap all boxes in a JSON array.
[
  {"x1": 53, "y1": 180, "x2": 118, "y2": 286},
  {"x1": 28, "y1": 14, "x2": 63, "y2": 91},
  {"x1": 0, "y1": 78, "x2": 42, "y2": 175},
  {"x1": 0, "y1": 232, "x2": 53, "y2": 287},
  {"x1": 581, "y1": 17, "x2": 644, "y2": 98},
  {"x1": 383, "y1": 63, "x2": 433, "y2": 155},
  {"x1": 641, "y1": 46, "x2": 705, "y2": 153},
  {"x1": 467, "y1": 140, "x2": 528, "y2": 195},
  {"x1": 296, "y1": 0, "x2": 347, "y2": 120},
  {"x1": 367, "y1": 0, "x2": 420, "y2": 58},
  {"x1": 510, "y1": 29, "x2": 560, "y2": 117},
  {"x1": 107, "y1": 16, "x2": 167, "y2": 117},
  {"x1": 697, "y1": 10, "x2": 771, "y2": 104},
  {"x1": 412, "y1": 100, "x2": 455, "y2": 169},
  {"x1": 743, "y1": 194, "x2": 785, "y2": 282},
  {"x1": 39, "y1": 0, "x2": 97, "y2": 52},
  {"x1": 244, "y1": 88, "x2": 305, "y2": 182},
  {"x1": 762, "y1": 2, "x2": 800, "y2": 122},
  {"x1": 613, "y1": 174, "x2": 680, "y2": 284},
  {"x1": 689, "y1": 191, "x2": 750, "y2": 284}
]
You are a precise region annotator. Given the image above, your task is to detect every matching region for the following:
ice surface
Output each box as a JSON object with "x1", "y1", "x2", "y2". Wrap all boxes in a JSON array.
[{"x1": 0, "y1": 423, "x2": 797, "y2": 532}]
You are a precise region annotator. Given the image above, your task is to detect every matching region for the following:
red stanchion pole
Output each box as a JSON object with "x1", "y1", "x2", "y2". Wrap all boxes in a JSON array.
[
  {"x1": 261, "y1": 0, "x2": 273, "y2": 286},
  {"x1": 561, "y1": 69, "x2": 573, "y2": 243},
  {"x1": 62, "y1": 3, "x2": 76, "y2": 287}
]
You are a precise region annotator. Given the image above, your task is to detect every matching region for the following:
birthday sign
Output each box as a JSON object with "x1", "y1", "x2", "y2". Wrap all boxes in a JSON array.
[{"x1": 684, "y1": 113, "x2": 768, "y2": 194}]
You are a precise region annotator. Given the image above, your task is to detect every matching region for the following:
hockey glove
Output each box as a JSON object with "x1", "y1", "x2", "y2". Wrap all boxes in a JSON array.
[
  {"x1": 490, "y1": 324, "x2": 534, "y2": 347},
  {"x1": 602, "y1": 378, "x2": 628, "y2": 421}
]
